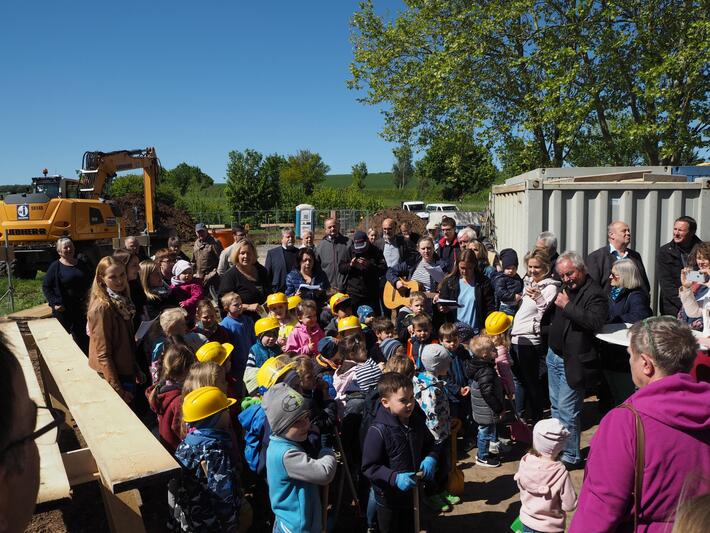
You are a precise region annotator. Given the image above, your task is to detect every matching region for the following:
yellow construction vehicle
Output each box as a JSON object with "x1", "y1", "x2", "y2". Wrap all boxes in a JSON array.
[{"x1": 0, "y1": 147, "x2": 160, "y2": 278}]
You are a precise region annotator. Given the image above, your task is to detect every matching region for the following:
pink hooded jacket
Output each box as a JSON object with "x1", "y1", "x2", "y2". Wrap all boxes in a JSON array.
[
  {"x1": 495, "y1": 344, "x2": 515, "y2": 398},
  {"x1": 284, "y1": 321, "x2": 324, "y2": 356},
  {"x1": 515, "y1": 453, "x2": 577, "y2": 532}
]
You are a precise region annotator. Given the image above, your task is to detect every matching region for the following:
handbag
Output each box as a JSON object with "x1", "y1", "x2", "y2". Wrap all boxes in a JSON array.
[{"x1": 619, "y1": 403, "x2": 645, "y2": 531}]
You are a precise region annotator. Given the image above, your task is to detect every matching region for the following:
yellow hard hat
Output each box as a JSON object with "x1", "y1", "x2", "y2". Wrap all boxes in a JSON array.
[
  {"x1": 256, "y1": 355, "x2": 296, "y2": 389},
  {"x1": 338, "y1": 315, "x2": 361, "y2": 333},
  {"x1": 266, "y1": 292, "x2": 288, "y2": 307},
  {"x1": 182, "y1": 386, "x2": 237, "y2": 423},
  {"x1": 329, "y1": 292, "x2": 351, "y2": 312},
  {"x1": 255, "y1": 316, "x2": 280, "y2": 337},
  {"x1": 485, "y1": 312, "x2": 513, "y2": 336},
  {"x1": 195, "y1": 341, "x2": 234, "y2": 366},
  {"x1": 287, "y1": 295, "x2": 302, "y2": 310}
]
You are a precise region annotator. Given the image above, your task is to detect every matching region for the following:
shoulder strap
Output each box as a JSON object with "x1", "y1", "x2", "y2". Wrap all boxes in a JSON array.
[{"x1": 619, "y1": 403, "x2": 645, "y2": 532}]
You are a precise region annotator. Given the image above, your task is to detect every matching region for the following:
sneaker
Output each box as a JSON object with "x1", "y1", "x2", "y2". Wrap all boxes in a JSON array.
[
  {"x1": 442, "y1": 491, "x2": 461, "y2": 505},
  {"x1": 476, "y1": 456, "x2": 501, "y2": 468},
  {"x1": 424, "y1": 494, "x2": 451, "y2": 512},
  {"x1": 489, "y1": 440, "x2": 511, "y2": 454}
]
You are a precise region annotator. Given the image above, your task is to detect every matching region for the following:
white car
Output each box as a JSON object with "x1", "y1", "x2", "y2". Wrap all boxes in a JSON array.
[
  {"x1": 401, "y1": 201, "x2": 429, "y2": 220},
  {"x1": 425, "y1": 203, "x2": 458, "y2": 212}
]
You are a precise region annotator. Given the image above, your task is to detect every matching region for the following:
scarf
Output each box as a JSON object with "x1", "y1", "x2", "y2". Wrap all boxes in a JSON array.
[
  {"x1": 610, "y1": 287, "x2": 623, "y2": 301},
  {"x1": 107, "y1": 287, "x2": 135, "y2": 321}
]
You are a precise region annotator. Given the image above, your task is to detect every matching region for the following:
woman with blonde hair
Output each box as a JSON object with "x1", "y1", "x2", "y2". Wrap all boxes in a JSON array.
[{"x1": 218, "y1": 239, "x2": 271, "y2": 322}]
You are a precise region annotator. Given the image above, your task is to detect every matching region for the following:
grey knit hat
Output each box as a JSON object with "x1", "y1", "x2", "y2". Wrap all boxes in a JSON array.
[
  {"x1": 262, "y1": 383, "x2": 309, "y2": 437},
  {"x1": 421, "y1": 344, "x2": 451, "y2": 374}
]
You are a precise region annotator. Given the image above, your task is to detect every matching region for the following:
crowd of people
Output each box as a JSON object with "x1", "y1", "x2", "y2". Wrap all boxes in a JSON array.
[{"x1": 2, "y1": 213, "x2": 710, "y2": 533}]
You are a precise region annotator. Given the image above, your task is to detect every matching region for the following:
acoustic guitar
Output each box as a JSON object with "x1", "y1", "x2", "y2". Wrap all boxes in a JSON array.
[{"x1": 382, "y1": 279, "x2": 437, "y2": 310}]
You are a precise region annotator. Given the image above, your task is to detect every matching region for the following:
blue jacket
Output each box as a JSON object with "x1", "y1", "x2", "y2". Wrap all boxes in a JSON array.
[
  {"x1": 247, "y1": 340, "x2": 281, "y2": 369},
  {"x1": 265, "y1": 245, "x2": 299, "y2": 293},
  {"x1": 171, "y1": 428, "x2": 241, "y2": 532},
  {"x1": 221, "y1": 314, "x2": 255, "y2": 384},
  {"x1": 238, "y1": 404, "x2": 270, "y2": 474},
  {"x1": 607, "y1": 288, "x2": 652, "y2": 324}
]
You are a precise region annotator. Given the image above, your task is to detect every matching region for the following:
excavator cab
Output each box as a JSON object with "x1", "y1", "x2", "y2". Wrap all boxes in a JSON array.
[{"x1": 30, "y1": 169, "x2": 80, "y2": 199}]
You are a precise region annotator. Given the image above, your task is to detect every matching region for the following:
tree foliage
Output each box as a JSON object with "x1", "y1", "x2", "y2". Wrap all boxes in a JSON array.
[
  {"x1": 349, "y1": 0, "x2": 710, "y2": 166},
  {"x1": 225, "y1": 149, "x2": 283, "y2": 214},
  {"x1": 280, "y1": 150, "x2": 330, "y2": 195},
  {"x1": 162, "y1": 163, "x2": 213, "y2": 194},
  {"x1": 280, "y1": 184, "x2": 384, "y2": 213},
  {"x1": 392, "y1": 143, "x2": 414, "y2": 189},
  {"x1": 415, "y1": 132, "x2": 498, "y2": 200},
  {"x1": 351, "y1": 161, "x2": 368, "y2": 190}
]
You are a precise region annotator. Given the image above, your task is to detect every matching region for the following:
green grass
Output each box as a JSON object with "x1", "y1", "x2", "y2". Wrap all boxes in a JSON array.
[{"x1": 0, "y1": 275, "x2": 46, "y2": 315}]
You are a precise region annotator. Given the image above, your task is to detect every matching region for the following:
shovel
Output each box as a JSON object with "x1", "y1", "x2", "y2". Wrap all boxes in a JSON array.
[
  {"x1": 447, "y1": 418, "x2": 464, "y2": 495},
  {"x1": 413, "y1": 471, "x2": 424, "y2": 533},
  {"x1": 321, "y1": 483, "x2": 329, "y2": 533}
]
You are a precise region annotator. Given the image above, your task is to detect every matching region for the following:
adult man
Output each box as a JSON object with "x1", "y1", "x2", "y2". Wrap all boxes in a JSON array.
[
  {"x1": 374, "y1": 218, "x2": 415, "y2": 269},
  {"x1": 586, "y1": 221, "x2": 650, "y2": 294},
  {"x1": 316, "y1": 218, "x2": 349, "y2": 291},
  {"x1": 399, "y1": 221, "x2": 420, "y2": 245},
  {"x1": 124, "y1": 235, "x2": 149, "y2": 261},
  {"x1": 426, "y1": 221, "x2": 440, "y2": 252},
  {"x1": 437, "y1": 216, "x2": 459, "y2": 271},
  {"x1": 339, "y1": 230, "x2": 387, "y2": 313},
  {"x1": 457, "y1": 227, "x2": 477, "y2": 249},
  {"x1": 217, "y1": 224, "x2": 247, "y2": 276},
  {"x1": 265, "y1": 228, "x2": 299, "y2": 293},
  {"x1": 657, "y1": 216, "x2": 702, "y2": 316},
  {"x1": 192, "y1": 223, "x2": 222, "y2": 293},
  {"x1": 547, "y1": 252, "x2": 608, "y2": 469},
  {"x1": 0, "y1": 343, "x2": 44, "y2": 533},
  {"x1": 536, "y1": 231, "x2": 559, "y2": 266}
]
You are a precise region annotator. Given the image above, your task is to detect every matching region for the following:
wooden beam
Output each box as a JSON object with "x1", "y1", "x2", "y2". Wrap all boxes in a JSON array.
[
  {"x1": 27, "y1": 319, "x2": 180, "y2": 494},
  {"x1": 100, "y1": 484, "x2": 146, "y2": 533},
  {"x1": 62, "y1": 448, "x2": 100, "y2": 486},
  {"x1": 6, "y1": 304, "x2": 52, "y2": 320},
  {"x1": 0, "y1": 322, "x2": 71, "y2": 505}
]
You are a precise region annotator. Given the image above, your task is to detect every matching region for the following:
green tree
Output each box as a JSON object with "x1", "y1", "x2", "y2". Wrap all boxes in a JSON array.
[
  {"x1": 280, "y1": 150, "x2": 330, "y2": 195},
  {"x1": 349, "y1": 0, "x2": 709, "y2": 166},
  {"x1": 392, "y1": 143, "x2": 414, "y2": 189},
  {"x1": 163, "y1": 163, "x2": 213, "y2": 195},
  {"x1": 225, "y1": 149, "x2": 283, "y2": 214},
  {"x1": 415, "y1": 132, "x2": 497, "y2": 200},
  {"x1": 351, "y1": 161, "x2": 368, "y2": 190},
  {"x1": 107, "y1": 174, "x2": 143, "y2": 196}
]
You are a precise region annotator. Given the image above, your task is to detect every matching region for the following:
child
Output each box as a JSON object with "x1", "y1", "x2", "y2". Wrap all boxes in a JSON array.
[
  {"x1": 168, "y1": 235, "x2": 190, "y2": 262},
  {"x1": 361, "y1": 372, "x2": 437, "y2": 533},
  {"x1": 324, "y1": 292, "x2": 354, "y2": 337},
  {"x1": 372, "y1": 316, "x2": 403, "y2": 361},
  {"x1": 337, "y1": 315, "x2": 363, "y2": 340},
  {"x1": 396, "y1": 291, "x2": 428, "y2": 343},
  {"x1": 266, "y1": 292, "x2": 296, "y2": 346},
  {"x1": 146, "y1": 338, "x2": 194, "y2": 454},
  {"x1": 247, "y1": 317, "x2": 281, "y2": 369},
  {"x1": 220, "y1": 292, "x2": 256, "y2": 374},
  {"x1": 169, "y1": 386, "x2": 245, "y2": 532},
  {"x1": 493, "y1": 249, "x2": 523, "y2": 315},
  {"x1": 465, "y1": 335, "x2": 505, "y2": 468},
  {"x1": 292, "y1": 355, "x2": 337, "y2": 451},
  {"x1": 139, "y1": 259, "x2": 176, "y2": 320},
  {"x1": 333, "y1": 335, "x2": 383, "y2": 416},
  {"x1": 413, "y1": 344, "x2": 458, "y2": 512},
  {"x1": 170, "y1": 259, "x2": 204, "y2": 320},
  {"x1": 485, "y1": 312, "x2": 516, "y2": 398},
  {"x1": 515, "y1": 418, "x2": 578, "y2": 532},
  {"x1": 194, "y1": 299, "x2": 231, "y2": 344},
  {"x1": 262, "y1": 383, "x2": 337, "y2": 533},
  {"x1": 150, "y1": 308, "x2": 207, "y2": 383},
  {"x1": 285, "y1": 299, "x2": 325, "y2": 356},
  {"x1": 407, "y1": 314, "x2": 438, "y2": 369}
]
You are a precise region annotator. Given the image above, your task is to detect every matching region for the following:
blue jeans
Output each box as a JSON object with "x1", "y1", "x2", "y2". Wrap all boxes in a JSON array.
[
  {"x1": 522, "y1": 525, "x2": 542, "y2": 533},
  {"x1": 546, "y1": 348, "x2": 583, "y2": 464},
  {"x1": 477, "y1": 423, "x2": 497, "y2": 460}
]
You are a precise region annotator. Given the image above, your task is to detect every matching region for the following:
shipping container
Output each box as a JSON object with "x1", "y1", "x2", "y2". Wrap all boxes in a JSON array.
[{"x1": 490, "y1": 167, "x2": 710, "y2": 311}]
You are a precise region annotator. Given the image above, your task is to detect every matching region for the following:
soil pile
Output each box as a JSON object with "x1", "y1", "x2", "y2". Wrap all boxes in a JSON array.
[
  {"x1": 360, "y1": 208, "x2": 427, "y2": 236},
  {"x1": 113, "y1": 193, "x2": 195, "y2": 241}
]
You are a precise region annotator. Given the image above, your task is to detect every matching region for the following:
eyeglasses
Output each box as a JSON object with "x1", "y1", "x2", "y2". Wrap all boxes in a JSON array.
[{"x1": 0, "y1": 406, "x2": 64, "y2": 457}]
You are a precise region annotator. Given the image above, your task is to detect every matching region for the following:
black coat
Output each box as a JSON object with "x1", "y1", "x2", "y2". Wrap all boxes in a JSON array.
[
  {"x1": 438, "y1": 275, "x2": 496, "y2": 333},
  {"x1": 217, "y1": 263, "x2": 271, "y2": 321},
  {"x1": 264, "y1": 245, "x2": 299, "y2": 293},
  {"x1": 656, "y1": 236, "x2": 702, "y2": 316},
  {"x1": 548, "y1": 276, "x2": 608, "y2": 389},
  {"x1": 586, "y1": 245, "x2": 650, "y2": 294},
  {"x1": 338, "y1": 242, "x2": 387, "y2": 302},
  {"x1": 607, "y1": 288, "x2": 652, "y2": 325},
  {"x1": 464, "y1": 357, "x2": 504, "y2": 423}
]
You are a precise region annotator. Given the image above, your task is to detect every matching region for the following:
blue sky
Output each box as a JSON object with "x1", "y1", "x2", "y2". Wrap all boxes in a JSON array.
[{"x1": 0, "y1": 1, "x2": 404, "y2": 184}]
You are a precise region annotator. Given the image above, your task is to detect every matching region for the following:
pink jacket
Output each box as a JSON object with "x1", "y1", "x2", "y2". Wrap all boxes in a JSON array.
[
  {"x1": 169, "y1": 279, "x2": 204, "y2": 318},
  {"x1": 284, "y1": 322, "x2": 324, "y2": 356},
  {"x1": 515, "y1": 453, "x2": 577, "y2": 532},
  {"x1": 495, "y1": 345, "x2": 515, "y2": 398}
]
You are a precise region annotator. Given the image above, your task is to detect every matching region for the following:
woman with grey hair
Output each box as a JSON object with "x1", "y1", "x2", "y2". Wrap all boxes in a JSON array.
[
  {"x1": 571, "y1": 317, "x2": 710, "y2": 532},
  {"x1": 41, "y1": 237, "x2": 92, "y2": 353},
  {"x1": 602, "y1": 258, "x2": 653, "y2": 405}
]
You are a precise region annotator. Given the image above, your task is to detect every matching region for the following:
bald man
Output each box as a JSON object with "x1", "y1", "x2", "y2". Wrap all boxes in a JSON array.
[{"x1": 586, "y1": 220, "x2": 650, "y2": 294}]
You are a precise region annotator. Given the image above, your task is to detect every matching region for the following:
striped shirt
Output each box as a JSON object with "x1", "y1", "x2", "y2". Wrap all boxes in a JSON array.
[{"x1": 354, "y1": 359, "x2": 383, "y2": 393}]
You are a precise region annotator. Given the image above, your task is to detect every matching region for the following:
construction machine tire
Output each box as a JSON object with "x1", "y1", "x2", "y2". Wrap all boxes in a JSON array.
[{"x1": 0, "y1": 259, "x2": 37, "y2": 279}]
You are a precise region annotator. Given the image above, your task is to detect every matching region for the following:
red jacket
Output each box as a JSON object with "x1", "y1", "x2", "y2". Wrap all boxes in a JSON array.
[{"x1": 146, "y1": 381, "x2": 183, "y2": 454}]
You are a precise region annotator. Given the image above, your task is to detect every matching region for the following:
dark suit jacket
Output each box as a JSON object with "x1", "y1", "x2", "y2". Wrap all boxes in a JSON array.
[
  {"x1": 373, "y1": 235, "x2": 416, "y2": 268},
  {"x1": 586, "y1": 245, "x2": 650, "y2": 294},
  {"x1": 548, "y1": 276, "x2": 608, "y2": 389},
  {"x1": 656, "y1": 236, "x2": 702, "y2": 316},
  {"x1": 265, "y1": 246, "x2": 299, "y2": 293}
]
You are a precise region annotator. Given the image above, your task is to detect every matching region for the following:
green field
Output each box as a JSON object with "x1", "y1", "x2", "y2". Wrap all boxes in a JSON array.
[{"x1": 0, "y1": 275, "x2": 46, "y2": 315}]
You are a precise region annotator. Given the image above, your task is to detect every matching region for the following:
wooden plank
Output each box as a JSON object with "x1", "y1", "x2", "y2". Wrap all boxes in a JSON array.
[
  {"x1": 6, "y1": 304, "x2": 52, "y2": 320},
  {"x1": 62, "y1": 448, "x2": 100, "y2": 486},
  {"x1": 101, "y1": 484, "x2": 146, "y2": 533},
  {"x1": 0, "y1": 322, "x2": 71, "y2": 504},
  {"x1": 570, "y1": 170, "x2": 649, "y2": 182},
  {"x1": 27, "y1": 318, "x2": 180, "y2": 493}
]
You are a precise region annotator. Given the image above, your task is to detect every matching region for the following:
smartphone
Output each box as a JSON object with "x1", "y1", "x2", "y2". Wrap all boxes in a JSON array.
[{"x1": 687, "y1": 270, "x2": 706, "y2": 283}]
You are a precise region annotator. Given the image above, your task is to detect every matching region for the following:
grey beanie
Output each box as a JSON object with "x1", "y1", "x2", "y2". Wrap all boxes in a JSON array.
[
  {"x1": 380, "y1": 338, "x2": 403, "y2": 360},
  {"x1": 262, "y1": 383, "x2": 309, "y2": 437},
  {"x1": 421, "y1": 344, "x2": 451, "y2": 374}
]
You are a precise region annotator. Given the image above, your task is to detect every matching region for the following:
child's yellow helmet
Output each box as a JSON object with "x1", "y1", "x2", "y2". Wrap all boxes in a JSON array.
[
  {"x1": 485, "y1": 311, "x2": 513, "y2": 336},
  {"x1": 329, "y1": 292, "x2": 351, "y2": 312},
  {"x1": 287, "y1": 295, "x2": 302, "y2": 310},
  {"x1": 182, "y1": 386, "x2": 236, "y2": 423},
  {"x1": 338, "y1": 315, "x2": 362, "y2": 333},
  {"x1": 266, "y1": 293, "x2": 288, "y2": 307},
  {"x1": 195, "y1": 341, "x2": 234, "y2": 366},
  {"x1": 255, "y1": 317, "x2": 280, "y2": 337},
  {"x1": 256, "y1": 355, "x2": 296, "y2": 389}
]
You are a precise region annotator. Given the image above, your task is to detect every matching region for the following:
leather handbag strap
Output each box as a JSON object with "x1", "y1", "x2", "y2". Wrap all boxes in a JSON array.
[{"x1": 620, "y1": 403, "x2": 645, "y2": 531}]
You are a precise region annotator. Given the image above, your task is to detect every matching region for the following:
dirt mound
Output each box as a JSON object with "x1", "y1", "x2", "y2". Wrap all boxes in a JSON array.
[
  {"x1": 113, "y1": 193, "x2": 195, "y2": 241},
  {"x1": 359, "y1": 208, "x2": 427, "y2": 236}
]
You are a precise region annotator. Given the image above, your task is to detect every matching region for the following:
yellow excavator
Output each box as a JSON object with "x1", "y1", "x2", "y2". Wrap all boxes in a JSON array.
[{"x1": 0, "y1": 147, "x2": 160, "y2": 278}]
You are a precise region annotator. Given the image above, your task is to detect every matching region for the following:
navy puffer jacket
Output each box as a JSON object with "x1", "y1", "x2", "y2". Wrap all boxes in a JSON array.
[{"x1": 464, "y1": 357, "x2": 504, "y2": 425}]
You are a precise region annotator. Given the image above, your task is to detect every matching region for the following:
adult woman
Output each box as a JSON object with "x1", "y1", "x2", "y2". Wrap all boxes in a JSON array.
[
  {"x1": 218, "y1": 239, "x2": 271, "y2": 322},
  {"x1": 299, "y1": 230, "x2": 315, "y2": 251},
  {"x1": 470, "y1": 240, "x2": 496, "y2": 278},
  {"x1": 367, "y1": 227, "x2": 377, "y2": 244},
  {"x1": 113, "y1": 248, "x2": 145, "y2": 331},
  {"x1": 139, "y1": 260, "x2": 177, "y2": 320},
  {"x1": 153, "y1": 248, "x2": 176, "y2": 286},
  {"x1": 87, "y1": 256, "x2": 139, "y2": 404},
  {"x1": 509, "y1": 249, "x2": 560, "y2": 422},
  {"x1": 285, "y1": 248, "x2": 330, "y2": 310},
  {"x1": 437, "y1": 249, "x2": 496, "y2": 333},
  {"x1": 678, "y1": 242, "x2": 710, "y2": 336},
  {"x1": 42, "y1": 238, "x2": 91, "y2": 353},
  {"x1": 571, "y1": 317, "x2": 710, "y2": 531},
  {"x1": 386, "y1": 236, "x2": 447, "y2": 296},
  {"x1": 603, "y1": 258, "x2": 652, "y2": 405}
]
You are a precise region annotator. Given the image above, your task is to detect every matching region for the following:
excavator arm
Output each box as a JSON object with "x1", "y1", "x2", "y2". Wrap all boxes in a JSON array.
[{"x1": 79, "y1": 147, "x2": 159, "y2": 233}]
